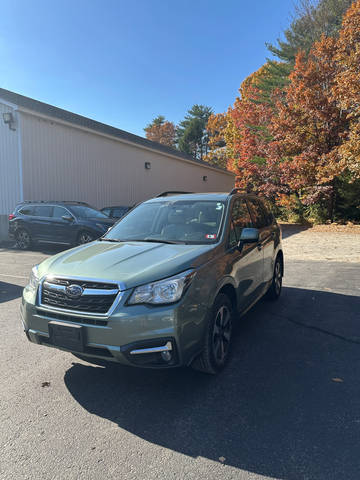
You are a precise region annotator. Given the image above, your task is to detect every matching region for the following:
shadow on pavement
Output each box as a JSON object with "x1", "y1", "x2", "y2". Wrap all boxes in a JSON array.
[
  {"x1": 279, "y1": 223, "x2": 311, "y2": 239},
  {"x1": 64, "y1": 286, "x2": 360, "y2": 480},
  {"x1": 0, "y1": 281, "x2": 24, "y2": 303},
  {"x1": 1, "y1": 243, "x2": 71, "y2": 256}
]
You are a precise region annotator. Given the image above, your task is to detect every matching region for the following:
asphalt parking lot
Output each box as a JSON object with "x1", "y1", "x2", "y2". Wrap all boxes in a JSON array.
[{"x1": 1, "y1": 234, "x2": 360, "y2": 480}]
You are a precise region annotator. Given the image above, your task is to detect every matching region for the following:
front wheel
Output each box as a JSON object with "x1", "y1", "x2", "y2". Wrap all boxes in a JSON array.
[
  {"x1": 266, "y1": 256, "x2": 283, "y2": 300},
  {"x1": 191, "y1": 293, "x2": 233, "y2": 374}
]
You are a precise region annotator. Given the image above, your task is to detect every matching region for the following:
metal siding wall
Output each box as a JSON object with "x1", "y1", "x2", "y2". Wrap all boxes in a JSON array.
[
  {"x1": 0, "y1": 102, "x2": 21, "y2": 214},
  {"x1": 21, "y1": 112, "x2": 234, "y2": 208}
]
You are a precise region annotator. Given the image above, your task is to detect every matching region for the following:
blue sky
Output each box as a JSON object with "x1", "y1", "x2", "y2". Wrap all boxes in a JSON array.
[{"x1": 0, "y1": 0, "x2": 294, "y2": 137}]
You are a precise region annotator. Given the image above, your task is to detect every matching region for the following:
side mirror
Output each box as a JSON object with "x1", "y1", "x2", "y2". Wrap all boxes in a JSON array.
[
  {"x1": 62, "y1": 215, "x2": 74, "y2": 222},
  {"x1": 238, "y1": 228, "x2": 259, "y2": 245}
]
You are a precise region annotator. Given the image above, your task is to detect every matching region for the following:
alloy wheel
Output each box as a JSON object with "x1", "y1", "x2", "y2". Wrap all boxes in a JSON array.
[
  {"x1": 212, "y1": 305, "x2": 232, "y2": 365},
  {"x1": 274, "y1": 260, "x2": 282, "y2": 296},
  {"x1": 79, "y1": 232, "x2": 94, "y2": 244}
]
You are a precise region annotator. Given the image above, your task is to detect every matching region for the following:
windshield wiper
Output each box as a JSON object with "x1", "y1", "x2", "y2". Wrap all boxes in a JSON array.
[
  {"x1": 131, "y1": 239, "x2": 186, "y2": 245},
  {"x1": 98, "y1": 238, "x2": 124, "y2": 242},
  {"x1": 99, "y1": 238, "x2": 185, "y2": 244}
]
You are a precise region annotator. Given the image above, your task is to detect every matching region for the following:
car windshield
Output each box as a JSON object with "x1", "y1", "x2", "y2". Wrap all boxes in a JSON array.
[
  {"x1": 69, "y1": 205, "x2": 107, "y2": 219},
  {"x1": 103, "y1": 200, "x2": 226, "y2": 244}
]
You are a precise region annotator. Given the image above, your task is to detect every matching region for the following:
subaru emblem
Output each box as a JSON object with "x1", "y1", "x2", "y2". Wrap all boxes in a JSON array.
[{"x1": 65, "y1": 284, "x2": 83, "y2": 299}]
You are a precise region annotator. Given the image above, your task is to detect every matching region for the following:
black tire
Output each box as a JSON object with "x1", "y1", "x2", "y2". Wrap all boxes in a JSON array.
[
  {"x1": 191, "y1": 293, "x2": 233, "y2": 374},
  {"x1": 15, "y1": 228, "x2": 32, "y2": 250},
  {"x1": 77, "y1": 230, "x2": 95, "y2": 245},
  {"x1": 266, "y1": 255, "x2": 283, "y2": 300}
]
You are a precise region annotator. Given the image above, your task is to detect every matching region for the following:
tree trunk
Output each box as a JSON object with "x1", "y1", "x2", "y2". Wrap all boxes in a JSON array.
[{"x1": 328, "y1": 180, "x2": 337, "y2": 223}]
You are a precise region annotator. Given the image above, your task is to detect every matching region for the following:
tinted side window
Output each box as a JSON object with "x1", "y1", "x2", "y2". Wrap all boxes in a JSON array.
[
  {"x1": 229, "y1": 199, "x2": 252, "y2": 246},
  {"x1": 52, "y1": 206, "x2": 68, "y2": 219},
  {"x1": 18, "y1": 206, "x2": 34, "y2": 216},
  {"x1": 247, "y1": 199, "x2": 268, "y2": 228},
  {"x1": 33, "y1": 205, "x2": 53, "y2": 217}
]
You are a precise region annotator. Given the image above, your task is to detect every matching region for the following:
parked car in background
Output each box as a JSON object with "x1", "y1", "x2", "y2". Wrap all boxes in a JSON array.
[
  {"x1": 21, "y1": 190, "x2": 283, "y2": 374},
  {"x1": 9, "y1": 201, "x2": 116, "y2": 249},
  {"x1": 101, "y1": 205, "x2": 131, "y2": 219}
]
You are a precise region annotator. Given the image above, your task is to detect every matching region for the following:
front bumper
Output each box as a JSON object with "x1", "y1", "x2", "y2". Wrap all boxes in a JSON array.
[{"x1": 21, "y1": 282, "x2": 208, "y2": 368}]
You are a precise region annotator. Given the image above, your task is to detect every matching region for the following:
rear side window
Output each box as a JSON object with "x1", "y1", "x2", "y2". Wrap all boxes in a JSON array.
[
  {"x1": 261, "y1": 200, "x2": 275, "y2": 225},
  {"x1": 52, "y1": 206, "x2": 69, "y2": 219},
  {"x1": 247, "y1": 199, "x2": 269, "y2": 228},
  {"x1": 33, "y1": 205, "x2": 53, "y2": 217},
  {"x1": 18, "y1": 206, "x2": 34, "y2": 216},
  {"x1": 229, "y1": 199, "x2": 252, "y2": 246}
]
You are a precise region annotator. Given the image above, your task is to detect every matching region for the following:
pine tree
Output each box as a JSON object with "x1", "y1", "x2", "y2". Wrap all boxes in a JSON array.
[{"x1": 177, "y1": 105, "x2": 213, "y2": 160}]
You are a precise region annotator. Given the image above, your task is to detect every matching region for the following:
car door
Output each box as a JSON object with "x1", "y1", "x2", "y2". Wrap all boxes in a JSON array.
[
  {"x1": 51, "y1": 206, "x2": 76, "y2": 243},
  {"x1": 247, "y1": 198, "x2": 275, "y2": 287},
  {"x1": 16, "y1": 205, "x2": 35, "y2": 236},
  {"x1": 31, "y1": 205, "x2": 54, "y2": 241},
  {"x1": 225, "y1": 197, "x2": 264, "y2": 311}
]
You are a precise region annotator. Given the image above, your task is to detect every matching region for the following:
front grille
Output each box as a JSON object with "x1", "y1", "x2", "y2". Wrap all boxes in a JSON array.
[
  {"x1": 46, "y1": 277, "x2": 117, "y2": 290},
  {"x1": 40, "y1": 277, "x2": 119, "y2": 314}
]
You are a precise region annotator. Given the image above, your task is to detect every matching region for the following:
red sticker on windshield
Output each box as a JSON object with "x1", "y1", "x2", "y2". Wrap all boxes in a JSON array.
[{"x1": 206, "y1": 234, "x2": 217, "y2": 239}]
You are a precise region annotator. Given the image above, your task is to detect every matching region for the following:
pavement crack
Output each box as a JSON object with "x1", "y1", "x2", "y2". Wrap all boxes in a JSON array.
[{"x1": 268, "y1": 311, "x2": 360, "y2": 345}]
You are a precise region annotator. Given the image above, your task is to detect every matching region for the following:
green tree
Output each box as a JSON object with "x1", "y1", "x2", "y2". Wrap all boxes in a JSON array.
[
  {"x1": 177, "y1": 105, "x2": 213, "y2": 160},
  {"x1": 267, "y1": 0, "x2": 353, "y2": 63},
  {"x1": 257, "y1": 0, "x2": 353, "y2": 106}
]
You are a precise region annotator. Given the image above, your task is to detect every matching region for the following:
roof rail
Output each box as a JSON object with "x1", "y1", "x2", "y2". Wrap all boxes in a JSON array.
[
  {"x1": 156, "y1": 191, "x2": 193, "y2": 197},
  {"x1": 229, "y1": 188, "x2": 249, "y2": 195},
  {"x1": 21, "y1": 200, "x2": 90, "y2": 205}
]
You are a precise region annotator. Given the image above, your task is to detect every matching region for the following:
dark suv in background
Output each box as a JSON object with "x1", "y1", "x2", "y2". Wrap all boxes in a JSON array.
[
  {"x1": 9, "y1": 201, "x2": 115, "y2": 249},
  {"x1": 100, "y1": 205, "x2": 131, "y2": 219}
]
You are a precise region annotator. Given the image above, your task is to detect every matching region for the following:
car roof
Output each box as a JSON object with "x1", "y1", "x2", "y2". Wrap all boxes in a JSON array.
[
  {"x1": 102, "y1": 205, "x2": 130, "y2": 209},
  {"x1": 17, "y1": 201, "x2": 91, "y2": 206}
]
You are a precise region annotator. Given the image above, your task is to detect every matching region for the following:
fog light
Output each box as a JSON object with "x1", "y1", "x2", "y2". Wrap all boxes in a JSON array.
[{"x1": 161, "y1": 351, "x2": 172, "y2": 362}]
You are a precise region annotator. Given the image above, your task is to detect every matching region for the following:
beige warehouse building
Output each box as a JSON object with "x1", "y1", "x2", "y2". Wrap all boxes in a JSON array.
[{"x1": 0, "y1": 89, "x2": 234, "y2": 240}]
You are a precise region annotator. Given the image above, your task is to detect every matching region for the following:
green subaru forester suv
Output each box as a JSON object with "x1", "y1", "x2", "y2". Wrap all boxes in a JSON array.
[{"x1": 21, "y1": 190, "x2": 283, "y2": 374}]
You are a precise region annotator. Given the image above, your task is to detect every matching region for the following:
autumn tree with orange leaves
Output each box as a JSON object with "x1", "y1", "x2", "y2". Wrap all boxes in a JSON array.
[
  {"x1": 334, "y1": 0, "x2": 360, "y2": 179},
  {"x1": 271, "y1": 35, "x2": 349, "y2": 219},
  {"x1": 205, "y1": 0, "x2": 360, "y2": 222},
  {"x1": 144, "y1": 115, "x2": 176, "y2": 147},
  {"x1": 204, "y1": 113, "x2": 228, "y2": 169}
]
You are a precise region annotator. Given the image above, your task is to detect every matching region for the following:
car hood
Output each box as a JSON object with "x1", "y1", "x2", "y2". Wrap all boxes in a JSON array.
[{"x1": 38, "y1": 240, "x2": 218, "y2": 289}]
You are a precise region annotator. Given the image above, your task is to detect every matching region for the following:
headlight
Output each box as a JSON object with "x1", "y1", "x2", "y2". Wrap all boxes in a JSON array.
[
  {"x1": 128, "y1": 269, "x2": 196, "y2": 305},
  {"x1": 28, "y1": 265, "x2": 39, "y2": 291}
]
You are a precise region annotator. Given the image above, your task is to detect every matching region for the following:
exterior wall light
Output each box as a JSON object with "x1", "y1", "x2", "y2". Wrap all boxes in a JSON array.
[
  {"x1": 203, "y1": 175, "x2": 208, "y2": 182},
  {"x1": 2, "y1": 112, "x2": 16, "y2": 130},
  {"x1": 145, "y1": 162, "x2": 151, "y2": 170}
]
